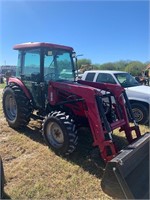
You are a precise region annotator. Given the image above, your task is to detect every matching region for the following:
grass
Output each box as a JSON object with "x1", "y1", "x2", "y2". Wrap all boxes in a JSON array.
[
  {"x1": 1, "y1": 122, "x2": 110, "y2": 199},
  {"x1": 0, "y1": 83, "x2": 6, "y2": 89},
  {"x1": 0, "y1": 87, "x2": 111, "y2": 200},
  {"x1": 0, "y1": 87, "x2": 149, "y2": 200}
]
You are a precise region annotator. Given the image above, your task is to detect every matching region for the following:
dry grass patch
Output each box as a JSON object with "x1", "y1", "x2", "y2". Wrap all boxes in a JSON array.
[
  {"x1": 0, "y1": 99, "x2": 111, "y2": 200},
  {"x1": 1, "y1": 122, "x2": 112, "y2": 199}
]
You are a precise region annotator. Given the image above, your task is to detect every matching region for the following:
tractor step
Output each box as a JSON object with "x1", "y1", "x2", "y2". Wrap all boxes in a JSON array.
[{"x1": 101, "y1": 132, "x2": 150, "y2": 199}]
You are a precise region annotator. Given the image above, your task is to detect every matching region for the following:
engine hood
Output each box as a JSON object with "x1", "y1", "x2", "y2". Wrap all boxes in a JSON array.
[
  {"x1": 125, "y1": 85, "x2": 150, "y2": 104},
  {"x1": 125, "y1": 85, "x2": 150, "y2": 95}
]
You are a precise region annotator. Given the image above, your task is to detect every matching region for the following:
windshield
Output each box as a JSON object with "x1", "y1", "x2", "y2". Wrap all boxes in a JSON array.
[
  {"x1": 44, "y1": 50, "x2": 75, "y2": 82},
  {"x1": 114, "y1": 73, "x2": 140, "y2": 87}
]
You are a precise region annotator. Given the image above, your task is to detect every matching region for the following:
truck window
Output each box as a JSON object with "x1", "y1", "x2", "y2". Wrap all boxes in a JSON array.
[
  {"x1": 96, "y1": 73, "x2": 116, "y2": 84},
  {"x1": 115, "y1": 73, "x2": 140, "y2": 87},
  {"x1": 85, "y1": 73, "x2": 95, "y2": 81}
]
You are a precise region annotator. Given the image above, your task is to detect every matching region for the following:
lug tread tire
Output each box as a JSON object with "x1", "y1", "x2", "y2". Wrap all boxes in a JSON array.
[
  {"x1": 42, "y1": 111, "x2": 78, "y2": 156},
  {"x1": 2, "y1": 84, "x2": 32, "y2": 129}
]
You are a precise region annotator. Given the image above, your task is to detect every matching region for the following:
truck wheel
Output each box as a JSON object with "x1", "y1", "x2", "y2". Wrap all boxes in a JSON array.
[
  {"x1": 2, "y1": 85, "x2": 32, "y2": 129},
  {"x1": 42, "y1": 111, "x2": 78, "y2": 156},
  {"x1": 131, "y1": 103, "x2": 149, "y2": 125}
]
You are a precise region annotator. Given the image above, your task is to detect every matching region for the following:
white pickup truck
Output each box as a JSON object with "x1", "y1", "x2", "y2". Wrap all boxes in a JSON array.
[{"x1": 81, "y1": 70, "x2": 150, "y2": 125}]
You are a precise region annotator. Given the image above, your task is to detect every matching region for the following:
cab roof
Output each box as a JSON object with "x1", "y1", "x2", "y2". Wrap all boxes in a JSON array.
[{"x1": 13, "y1": 42, "x2": 74, "y2": 51}]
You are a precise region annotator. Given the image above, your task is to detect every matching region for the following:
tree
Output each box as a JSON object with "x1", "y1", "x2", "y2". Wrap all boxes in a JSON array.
[
  {"x1": 113, "y1": 60, "x2": 129, "y2": 71},
  {"x1": 124, "y1": 61, "x2": 145, "y2": 76},
  {"x1": 99, "y1": 60, "x2": 130, "y2": 71},
  {"x1": 93, "y1": 64, "x2": 101, "y2": 70},
  {"x1": 76, "y1": 59, "x2": 92, "y2": 73},
  {"x1": 100, "y1": 62, "x2": 116, "y2": 70},
  {"x1": 77, "y1": 59, "x2": 92, "y2": 69}
]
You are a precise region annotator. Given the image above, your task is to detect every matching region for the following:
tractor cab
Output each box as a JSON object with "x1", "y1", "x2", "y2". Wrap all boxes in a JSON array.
[{"x1": 13, "y1": 42, "x2": 76, "y2": 108}]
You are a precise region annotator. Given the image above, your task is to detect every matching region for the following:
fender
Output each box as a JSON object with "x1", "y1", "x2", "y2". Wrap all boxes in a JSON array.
[{"x1": 8, "y1": 77, "x2": 31, "y2": 99}]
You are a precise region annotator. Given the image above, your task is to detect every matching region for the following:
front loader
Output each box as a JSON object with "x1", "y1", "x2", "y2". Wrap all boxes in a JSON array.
[{"x1": 2, "y1": 42, "x2": 150, "y2": 199}]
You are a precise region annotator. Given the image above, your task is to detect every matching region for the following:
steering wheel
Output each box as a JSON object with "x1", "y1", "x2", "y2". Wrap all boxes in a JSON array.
[
  {"x1": 121, "y1": 80, "x2": 128, "y2": 86},
  {"x1": 122, "y1": 80, "x2": 127, "y2": 84},
  {"x1": 44, "y1": 73, "x2": 56, "y2": 81}
]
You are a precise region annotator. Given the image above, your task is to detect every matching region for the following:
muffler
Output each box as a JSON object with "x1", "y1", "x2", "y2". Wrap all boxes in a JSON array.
[{"x1": 101, "y1": 132, "x2": 150, "y2": 199}]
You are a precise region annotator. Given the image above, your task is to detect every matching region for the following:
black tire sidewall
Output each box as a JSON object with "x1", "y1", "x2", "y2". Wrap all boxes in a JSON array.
[
  {"x1": 3, "y1": 85, "x2": 32, "y2": 128},
  {"x1": 43, "y1": 112, "x2": 77, "y2": 156},
  {"x1": 44, "y1": 117, "x2": 70, "y2": 153},
  {"x1": 131, "y1": 103, "x2": 148, "y2": 124},
  {"x1": 3, "y1": 87, "x2": 19, "y2": 127}
]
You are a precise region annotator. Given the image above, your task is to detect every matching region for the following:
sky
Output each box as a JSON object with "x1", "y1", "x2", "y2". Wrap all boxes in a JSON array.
[{"x1": 0, "y1": 0, "x2": 149, "y2": 66}]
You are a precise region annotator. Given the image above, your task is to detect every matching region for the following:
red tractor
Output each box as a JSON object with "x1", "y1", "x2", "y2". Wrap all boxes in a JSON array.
[{"x1": 2, "y1": 42, "x2": 150, "y2": 199}]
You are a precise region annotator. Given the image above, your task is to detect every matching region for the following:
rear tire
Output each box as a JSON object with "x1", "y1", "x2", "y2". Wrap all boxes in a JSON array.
[
  {"x1": 2, "y1": 84, "x2": 32, "y2": 129},
  {"x1": 42, "y1": 111, "x2": 78, "y2": 156},
  {"x1": 131, "y1": 102, "x2": 149, "y2": 125}
]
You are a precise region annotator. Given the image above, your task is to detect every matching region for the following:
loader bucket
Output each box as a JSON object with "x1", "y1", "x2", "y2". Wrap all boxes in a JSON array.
[{"x1": 101, "y1": 132, "x2": 150, "y2": 199}]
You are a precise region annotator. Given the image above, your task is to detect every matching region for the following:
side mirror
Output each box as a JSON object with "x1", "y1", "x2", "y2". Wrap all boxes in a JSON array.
[{"x1": 72, "y1": 52, "x2": 76, "y2": 58}]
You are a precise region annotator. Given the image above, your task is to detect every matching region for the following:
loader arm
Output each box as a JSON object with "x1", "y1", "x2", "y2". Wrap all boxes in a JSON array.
[
  {"x1": 48, "y1": 81, "x2": 115, "y2": 161},
  {"x1": 48, "y1": 81, "x2": 141, "y2": 161},
  {"x1": 78, "y1": 80, "x2": 141, "y2": 142}
]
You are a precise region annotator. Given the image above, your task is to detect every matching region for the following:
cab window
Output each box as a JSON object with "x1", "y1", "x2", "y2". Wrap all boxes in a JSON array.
[
  {"x1": 85, "y1": 73, "x2": 95, "y2": 81},
  {"x1": 96, "y1": 73, "x2": 116, "y2": 84}
]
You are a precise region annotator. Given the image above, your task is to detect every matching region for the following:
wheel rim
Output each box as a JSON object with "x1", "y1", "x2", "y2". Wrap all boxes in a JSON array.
[
  {"x1": 5, "y1": 94, "x2": 17, "y2": 121},
  {"x1": 132, "y1": 108, "x2": 143, "y2": 122},
  {"x1": 46, "y1": 122, "x2": 64, "y2": 147}
]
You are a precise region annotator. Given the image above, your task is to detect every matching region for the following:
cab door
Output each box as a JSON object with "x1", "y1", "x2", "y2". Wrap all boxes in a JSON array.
[{"x1": 20, "y1": 48, "x2": 45, "y2": 108}]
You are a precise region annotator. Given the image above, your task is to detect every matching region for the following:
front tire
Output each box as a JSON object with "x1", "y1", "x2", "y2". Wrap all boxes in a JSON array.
[
  {"x1": 131, "y1": 102, "x2": 149, "y2": 125},
  {"x1": 42, "y1": 111, "x2": 78, "y2": 156},
  {"x1": 2, "y1": 84, "x2": 32, "y2": 129}
]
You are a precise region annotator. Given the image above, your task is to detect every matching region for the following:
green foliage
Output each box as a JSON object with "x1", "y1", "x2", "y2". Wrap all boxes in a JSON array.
[
  {"x1": 124, "y1": 61, "x2": 145, "y2": 76},
  {"x1": 98, "y1": 60, "x2": 130, "y2": 71},
  {"x1": 113, "y1": 60, "x2": 129, "y2": 71},
  {"x1": 76, "y1": 59, "x2": 93, "y2": 73},
  {"x1": 93, "y1": 64, "x2": 101, "y2": 70},
  {"x1": 100, "y1": 62, "x2": 116, "y2": 70},
  {"x1": 76, "y1": 58, "x2": 149, "y2": 76},
  {"x1": 0, "y1": 83, "x2": 6, "y2": 89},
  {"x1": 77, "y1": 59, "x2": 92, "y2": 69}
]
